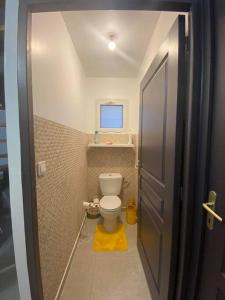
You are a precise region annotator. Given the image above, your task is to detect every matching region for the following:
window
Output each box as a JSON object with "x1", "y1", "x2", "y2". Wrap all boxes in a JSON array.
[
  {"x1": 100, "y1": 105, "x2": 123, "y2": 128},
  {"x1": 96, "y1": 100, "x2": 128, "y2": 132}
]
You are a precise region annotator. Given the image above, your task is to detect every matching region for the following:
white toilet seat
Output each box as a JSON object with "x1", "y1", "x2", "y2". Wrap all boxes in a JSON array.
[{"x1": 100, "y1": 196, "x2": 121, "y2": 211}]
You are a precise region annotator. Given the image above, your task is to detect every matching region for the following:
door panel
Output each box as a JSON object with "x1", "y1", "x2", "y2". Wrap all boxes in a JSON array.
[
  {"x1": 138, "y1": 16, "x2": 185, "y2": 300},
  {"x1": 140, "y1": 199, "x2": 162, "y2": 287},
  {"x1": 141, "y1": 177, "x2": 164, "y2": 218},
  {"x1": 142, "y1": 59, "x2": 168, "y2": 182},
  {"x1": 198, "y1": 1, "x2": 225, "y2": 299}
]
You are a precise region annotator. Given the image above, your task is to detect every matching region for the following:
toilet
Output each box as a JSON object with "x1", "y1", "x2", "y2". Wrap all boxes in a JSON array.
[{"x1": 99, "y1": 173, "x2": 122, "y2": 232}]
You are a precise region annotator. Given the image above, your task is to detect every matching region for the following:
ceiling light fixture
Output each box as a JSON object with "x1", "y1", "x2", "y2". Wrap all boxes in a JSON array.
[
  {"x1": 108, "y1": 41, "x2": 116, "y2": 51},
  {"x1": 108, "y1": 33, "x2": 116, "y2": 51}
]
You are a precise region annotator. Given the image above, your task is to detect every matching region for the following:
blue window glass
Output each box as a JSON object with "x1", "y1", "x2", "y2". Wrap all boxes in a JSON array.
[{"x1": 100, "y1": 105, "x2": 123, "y2": 128}]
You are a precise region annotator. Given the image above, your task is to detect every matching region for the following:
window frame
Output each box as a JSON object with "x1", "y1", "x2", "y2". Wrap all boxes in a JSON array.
[{"x1": 96, "y1": 99, "x2": 128, "y2": 132}]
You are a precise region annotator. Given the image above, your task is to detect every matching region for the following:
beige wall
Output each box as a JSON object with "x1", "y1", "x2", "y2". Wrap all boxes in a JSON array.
[
  {"x1": 31, "y1": 12, "x2": 88, "y2": 300},
  {"x1": 87, "y1": 134, "x2": 138, "y2": 206},
  {"x1": 34, "y1": 116, "x2": 88, "y2": 300}
]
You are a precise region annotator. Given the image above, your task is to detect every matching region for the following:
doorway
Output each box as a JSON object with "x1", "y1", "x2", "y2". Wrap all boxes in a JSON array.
[
  {"x1": 198, "y1": 1, "x2": 225, "y2": 299},
  {"x1": 5, "y1": 1, "x2": 212, "y2": 300},
  {"x1": 31, "y1": 9, "x2": 188, "y2": 300}
]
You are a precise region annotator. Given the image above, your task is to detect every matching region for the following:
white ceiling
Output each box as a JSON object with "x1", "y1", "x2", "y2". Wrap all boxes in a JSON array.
[{"x1": 62, "y1": 11, "x2": 160, "y2": 78}]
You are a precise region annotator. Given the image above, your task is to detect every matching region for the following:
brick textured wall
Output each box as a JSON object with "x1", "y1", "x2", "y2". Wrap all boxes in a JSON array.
[
  {"x1": 34, "y1": 116, "x2": 88, "y2": 300},
  {"x1": 87, "y1": 134, "x2": 138, "y2": 206}
]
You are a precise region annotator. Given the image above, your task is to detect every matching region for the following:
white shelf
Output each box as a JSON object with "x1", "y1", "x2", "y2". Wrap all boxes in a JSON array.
[{"x1": 88, "y1": 143, "x2": 135, "y2": 148}]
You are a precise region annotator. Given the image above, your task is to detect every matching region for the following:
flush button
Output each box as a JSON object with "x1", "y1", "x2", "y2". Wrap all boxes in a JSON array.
[{"x1": 36, "y1": 161, "x2": 46, "y2": 177}]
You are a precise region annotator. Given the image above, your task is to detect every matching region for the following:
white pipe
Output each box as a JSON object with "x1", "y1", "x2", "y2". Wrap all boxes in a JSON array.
[{"x1": 54, "y1": 213, "x2": 86, "y2": 300}]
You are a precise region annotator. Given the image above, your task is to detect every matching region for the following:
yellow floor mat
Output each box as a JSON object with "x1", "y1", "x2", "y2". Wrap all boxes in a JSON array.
[{"x1": 93, "y1": 223, "x2": 128, "y2": 252}]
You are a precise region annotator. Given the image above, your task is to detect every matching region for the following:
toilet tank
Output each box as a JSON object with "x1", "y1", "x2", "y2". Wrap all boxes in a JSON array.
[{"x1": 99, "y1": 173, "x2": 123, "y2": 196}]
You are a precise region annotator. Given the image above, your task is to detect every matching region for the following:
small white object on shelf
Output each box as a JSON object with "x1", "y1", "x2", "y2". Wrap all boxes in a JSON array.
[
  {"x1": 94, "y1": 130, "x2": 99, "y2": 144},
  {"x1": 88, "y1": 143, "x2": 135, "y2": 148}
]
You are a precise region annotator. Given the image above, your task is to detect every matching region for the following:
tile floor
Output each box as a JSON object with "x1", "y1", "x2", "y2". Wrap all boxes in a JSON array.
[{"x1": 60, "y1": 214, "x2": 152, "y2": 300}]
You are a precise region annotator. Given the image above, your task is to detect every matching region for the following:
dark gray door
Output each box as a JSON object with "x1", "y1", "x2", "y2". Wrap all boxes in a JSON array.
[
  {"x1": 198, "y1": 1, "x2": 225, "y2": 299},
  {"x1": 137, "y1": 16, "x2": 185, "y2": 300}
]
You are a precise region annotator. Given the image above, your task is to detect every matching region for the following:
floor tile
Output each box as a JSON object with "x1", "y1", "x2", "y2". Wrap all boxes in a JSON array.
[
  {"x1": 91, "y1": 255, "x2": 151, "y2": 300},
  {"x1": 60, "y1": 248, "x2": 96, "y2": 300},
  {"x1": 60, "y1": 214, "x2": 152, "y2": 300}
]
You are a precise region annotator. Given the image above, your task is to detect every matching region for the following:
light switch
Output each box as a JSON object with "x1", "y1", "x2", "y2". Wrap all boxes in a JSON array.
[{"x1": 36, "y1": 161, "x2": 46, "y2": 177}]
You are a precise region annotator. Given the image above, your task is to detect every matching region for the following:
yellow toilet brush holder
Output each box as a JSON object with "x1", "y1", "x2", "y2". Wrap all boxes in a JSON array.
[{"x1": 126, "y1": 199, "x2": 137, "y2": 225}]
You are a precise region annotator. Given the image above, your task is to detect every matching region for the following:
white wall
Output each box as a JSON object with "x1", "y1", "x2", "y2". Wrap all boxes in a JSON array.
[
  {"x1": 85, "y1": 77, "x2": 139, "y2": 133},
  {"x1": 5, "y1": 0, "x2": 31, "y2": 299},
  {"x1": 32, "y1": 12, "x2": 86, "y2": 132},
  {"x1": 138, "y1": 12, "x2": 180, "y2": 82}
]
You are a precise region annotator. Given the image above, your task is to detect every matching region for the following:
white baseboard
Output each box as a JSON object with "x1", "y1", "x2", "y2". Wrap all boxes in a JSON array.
[{"x1": 54, "y1": 213, "x2": 87, "y2": 300}]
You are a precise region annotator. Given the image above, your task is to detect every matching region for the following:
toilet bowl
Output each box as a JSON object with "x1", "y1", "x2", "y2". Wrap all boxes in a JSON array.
[
  {"x1": 99, "y1": 173, "x2": 123, "y2": 232},
  {"x1": 99, "y1": 196, "x2": 121, "y2": 232}
]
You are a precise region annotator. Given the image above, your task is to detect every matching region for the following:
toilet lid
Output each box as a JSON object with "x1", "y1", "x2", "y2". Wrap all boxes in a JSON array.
[{"x1": 100, "y1": 196, "x2": 121, "y2": 210}]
